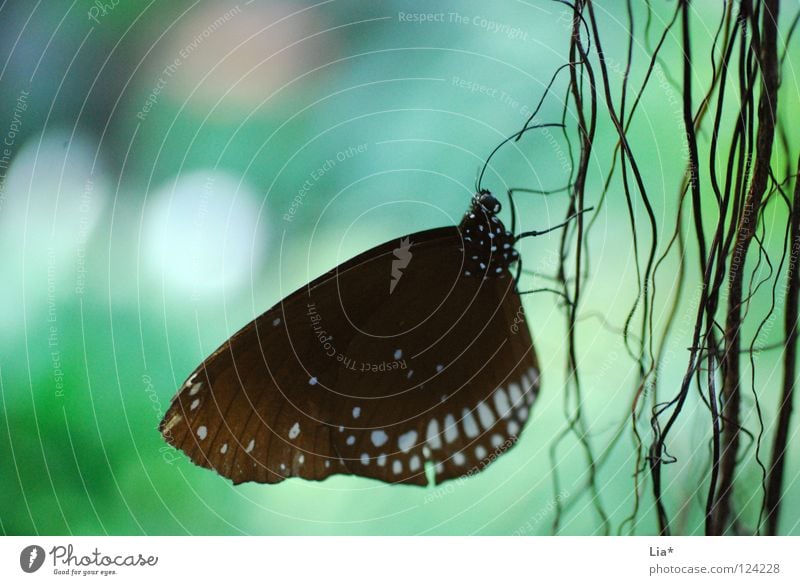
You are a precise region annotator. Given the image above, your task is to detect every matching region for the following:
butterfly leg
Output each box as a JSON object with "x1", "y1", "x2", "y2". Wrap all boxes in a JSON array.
[
  {"x1": 507, "y1": 187, "x2": 551, "y2": 236},
  {"x1": 506, "y1": 186, "x2": 578, "y2": 236},
  {"x1": 513, "y1": 251, "x2": 574, "y2": 305}
]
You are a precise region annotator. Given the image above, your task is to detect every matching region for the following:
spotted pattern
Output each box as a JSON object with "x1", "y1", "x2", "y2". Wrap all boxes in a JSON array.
[
  {"x1": 458, "y1": 193, "x2": 519, "y2": 279},
  {"x1": 173, "y1": 360, "x2": 538, "y2": 487},
  {"x1": 327, "y1": 366, "x2": 539, "y2": 485}
]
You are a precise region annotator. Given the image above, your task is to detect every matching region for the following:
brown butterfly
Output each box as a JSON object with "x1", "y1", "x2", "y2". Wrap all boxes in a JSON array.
[{"x1": 160, "y1": 190, "x2": 540, "y2": 485}]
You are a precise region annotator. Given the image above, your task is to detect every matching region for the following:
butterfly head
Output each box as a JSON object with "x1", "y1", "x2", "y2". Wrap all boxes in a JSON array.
[{"x1": 474, "y1": 190, "x2": 502, "y2": 215}]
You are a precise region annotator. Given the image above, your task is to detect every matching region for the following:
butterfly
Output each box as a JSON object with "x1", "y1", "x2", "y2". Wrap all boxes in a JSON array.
[{"x1": 159, "y1": 190, "x2": 540, "y2": 486}]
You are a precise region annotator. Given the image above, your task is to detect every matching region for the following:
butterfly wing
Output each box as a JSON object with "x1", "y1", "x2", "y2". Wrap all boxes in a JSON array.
[
  {"x1": 160, "y1": 226, "x2": 540, "y2": 486},
  {"x1": 161, "y1": 228, "x2": 451, "y2": 483},
  {"x1": 329, "y1": 229, "x2": 539, "y2": 485}
]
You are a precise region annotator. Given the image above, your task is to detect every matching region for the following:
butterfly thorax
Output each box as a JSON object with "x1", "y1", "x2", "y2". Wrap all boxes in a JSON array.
[{"x1": 458, "y1": 192, "x2": 519, "y2": 279}]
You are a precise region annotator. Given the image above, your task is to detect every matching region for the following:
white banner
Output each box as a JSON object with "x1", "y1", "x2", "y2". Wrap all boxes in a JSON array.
[{"x1": 1, "y1": 536, "x2": 797, "y2": 584}]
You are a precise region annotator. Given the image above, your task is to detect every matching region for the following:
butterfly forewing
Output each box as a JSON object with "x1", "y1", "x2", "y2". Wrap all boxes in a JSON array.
[{"x1": 159, "y1": 234, "x2": 406, "y2": 483}]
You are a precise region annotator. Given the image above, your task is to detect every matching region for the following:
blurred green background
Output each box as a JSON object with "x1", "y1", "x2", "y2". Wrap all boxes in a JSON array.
[{"x1": 1, "y1": 0, "x2": 798, "y2": 535}]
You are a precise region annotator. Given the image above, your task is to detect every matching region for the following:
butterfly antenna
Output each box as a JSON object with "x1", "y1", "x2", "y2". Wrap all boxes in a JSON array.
[
  {"x1": 477, "y1": 123, "x2": 565, "y2": 191},
  {"x1": 512, "y1": 61, "x2": 578, "y2": 144},
  {"x1": 477, "y1": 55, "x2": 586, "y2": 192}
]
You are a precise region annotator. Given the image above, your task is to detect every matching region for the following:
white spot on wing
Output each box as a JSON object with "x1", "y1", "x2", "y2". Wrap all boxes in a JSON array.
[
  {"x1": 220, "y1": 443, "x2": 228, "y2": 454},
  {"x1": 272, "y1": 317, "x2": 281, "y2": 326},
  {"x1": 162, "y1": 414, "x2": 183, "y2": 434},
  {"x1": 246, "y1": 439, "x2": 255, "y2": 453},
  {"x1": 524, "y1": 368, "x2": 538, "y2": 404},
  {"x1": 352, "y1": 406, "x2": 361, "y2": 419},
  {"x1": 528, "y1": 367, "x2": 540, "y2": 387},
  {"x1": 508, "y1": 382, "x2": 523, "y2": 405},
  {"x1": 491, "y1": 434, "x2": 503, "y2": 448},
  {"x1": 426, "y1": 419, "x2": 441, "y2": 449},
  {"x1": 196, "y1": 426, "x2": 207, "y2": 440},
  {"x1": 477, "y1": 401, "x2": 495, "y2": 429},
  {"x1": 394, "y1": 349, "x2": 403, "y2": 359},
  {"x1": 371, "y1": 430, "x2": 388, "y2": 447},
  {"x1": 444, "y1": 414, "x2": 458, "y2": 443},
  {"x1": 190, "y1": 398, "x2": 200, "y2": 411},
  {"x1": 377, "y1": 453, "x2": 387, "y2": 466},
  {"x1": 461, "y1": 408, "x2": 479, "y2": 438},
  {"x1": 308, "y1": 376, "x2": 318, "y2": 385},
  {"x1": 288, "y1": 422, "x2": 301, "y2": 440},
  {"x1": 398, "y1": 430, "x2": 417, "y2": 453},
  {"x1": 508, "y1": 420, "x2": 520, "y2": 436},
  {"x1": 392, "y1": 460, "x2": 403, "y2": 475},
  {"x1": 475, "y1": 445, "x2": 487, "y2": 459},
  {"x1": 360, "y1": 453, "x2": 370, "y2": 465},
  {"x1": 409, "y1": 455, "x2": 421, "y2": 472},
  {"x1": 189, "y1": 382, "x2": 203, "y2": 396},
  {"x1": 346, "y1": 435, "x2": 356, "y2": 446},
  {"x1": 494, "y1": 387, "x2": 511, "y2": 418},
  {"x1": 453, "y1": 452, "x2": 465, "y2": 466}
]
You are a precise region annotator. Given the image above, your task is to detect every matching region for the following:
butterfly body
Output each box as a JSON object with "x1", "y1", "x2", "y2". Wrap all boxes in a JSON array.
[{"x1": 160, "y1": 191, "x2": 540, "y2": 485}]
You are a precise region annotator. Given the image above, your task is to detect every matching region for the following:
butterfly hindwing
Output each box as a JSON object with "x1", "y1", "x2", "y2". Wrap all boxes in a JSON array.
[{"x1": 331, "y1": 235, "x2": 539, "y2": 485}]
